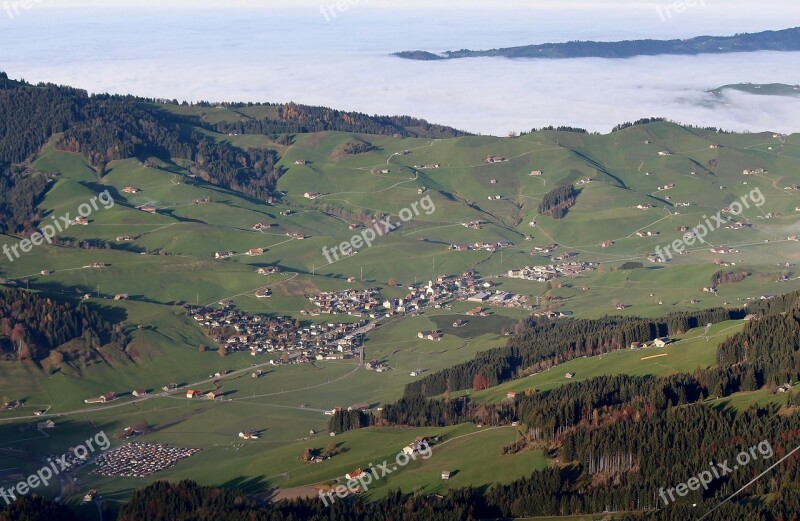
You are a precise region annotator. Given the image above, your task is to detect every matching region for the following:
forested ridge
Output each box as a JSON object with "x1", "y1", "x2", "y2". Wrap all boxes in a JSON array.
[
  {"x1": 0, "y1": 73, "x2": 463, "y2": 235},
  {"x1": 396, "y1": 26, "x2": 800, "y2": 61},
  {"x1": 0, "y1": 288, "x2": 122, "y2": 362},
  {"x1": 206, "y1": 101, "x2": 467, "y2": 138},
  {"x1": 404, "y1": 307, "x2": 743, "y2": 397}
]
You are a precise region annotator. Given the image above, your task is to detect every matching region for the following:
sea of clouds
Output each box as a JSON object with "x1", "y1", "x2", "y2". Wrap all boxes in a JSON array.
[{"x1": 1, "y1": 4, "x2": 799, "y2": 135}]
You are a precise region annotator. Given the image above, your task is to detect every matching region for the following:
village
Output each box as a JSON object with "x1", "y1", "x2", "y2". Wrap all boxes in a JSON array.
[
  {"x1": 505, "y1": 261, "x2": 596, "y2": 282},
  {"x1": 188, "y1": 303, "x2": 366, "y2": 361}
]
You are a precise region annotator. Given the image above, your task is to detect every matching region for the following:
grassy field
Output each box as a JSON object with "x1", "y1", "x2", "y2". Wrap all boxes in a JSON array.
[{"x1": 2, "y1": 119, "x2": 800, "y2": 507}]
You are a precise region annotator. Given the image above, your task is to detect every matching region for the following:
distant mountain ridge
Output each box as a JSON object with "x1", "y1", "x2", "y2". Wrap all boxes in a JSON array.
[{"x1": 394, "y1": 27, "x2": 800, "y2": 61}]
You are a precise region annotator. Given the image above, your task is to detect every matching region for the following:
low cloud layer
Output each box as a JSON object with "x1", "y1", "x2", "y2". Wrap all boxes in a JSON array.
[{"x1": 1, "y1": 7, "x2": 799, "y2": 135}]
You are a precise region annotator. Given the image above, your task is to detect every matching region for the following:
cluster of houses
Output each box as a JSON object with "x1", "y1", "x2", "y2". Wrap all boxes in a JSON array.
[
  {"x1": 742, "y1": 168, "x2": 767, "y2": 175},
  {"x1": 188, "y1": 304, "x2": 365, "y2": 359},
  {"x1": 710, "y1": 247, "x2": 739, "y2": 254},
  {"x1": 506, "y1": 261, "x2": 596, "y2": 282},
  {"x1": 413, "y1": 163, "x2": 440, "y2": 169},
  {"x1": 185, "y1": 389, "x2": 223, "y2": 400},
  {"x1": 93, "y1": 443, "x2": 201, "y2": 478},
  {"x1": 448, "y1": 240, "x2": 513, "y2": 253},
  {"x1": 304, "y1": 288, "x2": 382, "y2": 316}
]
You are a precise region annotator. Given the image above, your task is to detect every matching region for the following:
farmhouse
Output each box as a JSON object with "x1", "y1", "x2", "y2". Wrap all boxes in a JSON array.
[
  {"x1": 257, "y1": 266, "x2": 281, "y2": 275},
  {"x1": 345, "y1": 468, "x2": 365, "y2": 480},
  {"x1": 530, "y1": 170, "x2": 543, "y2": 176},
  {"x1": 304, "y1": 192, "x2": 322, "y2": 200},
  {"x1": 132, "y1": 389, "x2": 148, "y2": 397},
  {"x1": 417, "y1": 330, "x2": 442, "y2": 341},
  {"x1": 122, "y1": 187, "x2": 141, "y2": 194},
  {"x1": 653, "y1": 337, "x2": 672, "y2": 348},
  {"x1": 247, "y1": 248, "x2": 264, "y2": 256},
  {"x1": 136, "y1": 204, "x2": 157, "y2": 214}
]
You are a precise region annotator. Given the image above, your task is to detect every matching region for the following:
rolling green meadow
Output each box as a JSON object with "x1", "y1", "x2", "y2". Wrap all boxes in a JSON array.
[{"x1": 2, "y1": 115, "x2": 800, "y2": 508}]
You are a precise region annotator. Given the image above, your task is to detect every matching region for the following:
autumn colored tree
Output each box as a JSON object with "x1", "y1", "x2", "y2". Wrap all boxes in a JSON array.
[{"x1": 473, "y1": 373, "x2": 490, "y2": 391}]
